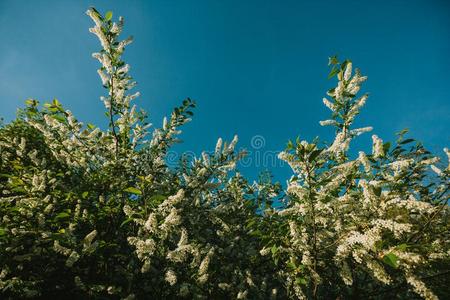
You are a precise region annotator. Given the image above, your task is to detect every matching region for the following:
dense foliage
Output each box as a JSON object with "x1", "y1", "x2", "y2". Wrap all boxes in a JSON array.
[{"x1": 0, "y1": 8, "x2": 448, "y2": 299}]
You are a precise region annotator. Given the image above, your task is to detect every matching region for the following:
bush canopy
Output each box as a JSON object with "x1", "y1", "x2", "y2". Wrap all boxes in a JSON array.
[{"x1": 0, "y1": 8, "x2": 449, "y2": 300}]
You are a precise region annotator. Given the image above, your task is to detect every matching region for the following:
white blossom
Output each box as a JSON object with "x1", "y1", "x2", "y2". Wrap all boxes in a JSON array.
[
  {"x1": 344, "y1": 62, "x2": 352, "y2": 81},
  {"x1": 322, "y1": 98, "x2": 336, "y2": 111},
  {"x1": 372, "y1": 135, "x2": 384, "y2": 158},
  {"x1": 165, "y1": 269, "x2": 177, "y2": 286}
]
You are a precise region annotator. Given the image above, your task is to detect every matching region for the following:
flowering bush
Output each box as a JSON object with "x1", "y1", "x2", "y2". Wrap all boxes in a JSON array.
[
  {"x1": 0, "y1": 8, "x2": 448, "y2": 300},
  {"x1": 259, "y1": 57, "x2": 450, "y2": 300}
]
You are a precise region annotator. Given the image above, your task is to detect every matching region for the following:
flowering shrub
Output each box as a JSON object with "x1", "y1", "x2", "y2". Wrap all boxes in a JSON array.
[
  {"x1": 0, "y1": 7, "x2": 448, "y2": 300},
  {"x1": 259, "y1": 58, "x2": 450, "y2": 299}
]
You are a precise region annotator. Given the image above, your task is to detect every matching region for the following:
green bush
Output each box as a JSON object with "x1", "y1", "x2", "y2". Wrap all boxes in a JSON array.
[{"x1": 0, "y1": 8, "x2": 448, "y2": 300}]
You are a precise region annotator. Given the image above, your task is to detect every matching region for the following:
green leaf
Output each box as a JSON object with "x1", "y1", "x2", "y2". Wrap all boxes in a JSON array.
[
  {"x1": 373, "y1": 186, "x2": 382, "y2": 197},
  {"x1": 148, "y1": 194, "x2": 166, "y2": 206},
  {"x1": 287, "y1": 140, "x2": 294, "y2": 150},
  {"x1": 52, "y1": 115, "x2": 66, "y2": 123},
  {"x1": 399, "y1": 138, "x2": 414, "y2": 145},
  {"x1": 89, "y1": 7, "x2": 102, "y2": 20},
  {"x1": 246, "y1": 219, "x2": 256, "y2": 229},
  {"x1": 295, "y1": 277, "x2": 307, "y2": 286},
  {"x1": 82, "y1": 191, "x2": 89, "y2": 199},
  {"x1": 87, "y1": 123, "x2": 95, "y2": 130},
  {"x1": 308, "y1": 149, "x2": 323, "y2": 162},
  {"x1": 328, "y1": 66, "x2": 339, "y2": 79},
  {"x1": 120, "y1": 218, "x2": 134, "y2": 228},
  {"x1": 13, "y1": 254, "x2": 32, "y2": 262},
  {"x1": 396, "y1": 128, "x2": 409, "y2": 136},
  {"x1": 383, "y1": 142, "x2": 391, "y2": 153},
  {"x1": 383, "y1": 252, "x2": 399, "y2": 268},
  {"x1": 123, "y1": 187, "x2": 142, "y2": 195},
  {"x1": 287, "y1": 262, "x2": 296, "y2": 270},
  {"x1": 11, "y1": 187, "x2": 26, "y2": 193},
  {"x1": 25, "y1": 99, "x2": 38, "y2": 106},
  {"x1": 105, "y1": 11, "x2": 113, "y2": 21},
  {"x1": 249, "y1": 229, "x2": 261, "y2": 237},
  {"x1": 375, "y1": 240, "x2": 384, "y2": 250},
  {"x1": 271, "y1": 245, "x2": 278, "y2": 255},
  {"x1": 55, "y1": 212, "x2": 70, "y2": 220},
  {"x1": 396, "y1": 243, "x2": 408, "y2": 251},
  {"x1": 328, "y1": 55, "x2": 339, "y2": 66},
  {"x1": 0, "y1": 228, "x2": 6, "y2": 236}
]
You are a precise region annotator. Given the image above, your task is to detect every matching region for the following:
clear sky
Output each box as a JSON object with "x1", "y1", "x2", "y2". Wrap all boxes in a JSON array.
[{"x1": 1, "y1": 0, "x2": 449, "y2": 182}]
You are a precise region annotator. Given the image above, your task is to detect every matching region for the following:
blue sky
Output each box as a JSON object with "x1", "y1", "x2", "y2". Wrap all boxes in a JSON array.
[{"x1": 0, "y1": 0, "x2": 449, "y2": 182}]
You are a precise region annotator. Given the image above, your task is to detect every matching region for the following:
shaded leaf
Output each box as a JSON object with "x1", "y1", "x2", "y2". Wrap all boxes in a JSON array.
[
  {"x1": 383, "y1": 252, "x2": 399, "y2": 268},
  {"x1": 123, "y1": 187, "x2": 142, "y2": 195},
  {"x1": 105, "y1": 11, "x2": 113, "y2": 21}
]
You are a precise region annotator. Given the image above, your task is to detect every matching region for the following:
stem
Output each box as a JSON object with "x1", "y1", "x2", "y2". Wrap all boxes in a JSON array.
[
  {"x1": 305, "y1": 162, "x2": 319, "y2": 299},
  {"x1": 109, "y1": 72, "x2": 119, "y2": 159},
  {"x1": 106, "y1": 29, "x2": 120, "y2": 159}
]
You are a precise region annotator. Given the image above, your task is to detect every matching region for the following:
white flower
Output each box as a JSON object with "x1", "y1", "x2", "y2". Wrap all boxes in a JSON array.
[
  {"x1": 237, "y1": 290, "x2": 248, "y2": 299},
  {"x1": 167, "y1": 189, "x2": 184, "y2": 206},
  {"x1": 420, "y1": 157, "x2": 439, "y2": 165},
  {"x1": 198, "y1": 248, "x2": 214, "y2": 280},
  {"x1": 287, "y1": 182, "x2": 308, "y2": 200},
  {"x1": 372, "y1": 135, "x2": 384, "y2": 158},
  {"x1": 167, "y1": 245, "x2": 192, "y2": 263},
  {"x1": 160, "y1": 208, "x2": 181, "y2": 231},
  {"x1": 144, "y1": 213, "x2": 158, "y2": 232},
  {"x1": 111, "y1": 22, "x2": 121, "y2": 34},
  {"x1": 430, "y1": 165, "x2": 442, "y2": 176},
  {"x1": 97, "y1": 69, "x2": 109, "y2": 86},
  {"x1": 89, "y1": 26, "x2": 109, "y2": 51},
  {"x1": 405, "y1": 273, "x2": 438, "y2": 300},
  {"x1": 366, "y1": 260, "x2": 391, "y2": 284},
  {"x1": 83, "y1": 230, "x2": 97, "y2": 250},
  {"x1": 65, "y1": 251, "x2": 80, "y2": 267},
  {"x1": 178, "y1": 227, "x2": 188, "y2": 246},
  {"x1": 328, "y1": 132, "x2": 351, "y2": 156},
  {"x1": 444, "y1": 147, "x2": 450, "y2": 166},
  {"x1": 228, "y1": 135, "x2": 239, "y2": 152},
  {"x1": 389, "y1": 159, "x2": 413, "y2": 175},
  {"x1": 319, "y1": 119, "x2": 338, "y2": 127},
  {"x1": 123, "y1": 205, "x2": 133, "y2": 217},
  {"x1": 53, "y1": 240, "x2": 71, "y2": 256},
  {"x1": 107, "y1": 286, "x2": 115, "y2": 294},
  {"x1": 215, "y1": 137, "x2": 223, "y2": 154},
  {"x1": 371, "y1": 219, "x2": 412, "y2": 238},
  {"x1": 86, "y1": 9, "x2": 102, "y2": 27},
  {"x1": 260, "y1": 247, "x2": 271, "y2": 256},
  {"x1": 344, "y1": 62, "x2": 352, "y2": 81},
  {"x1": 118, "y1": 64, "x2": 130, "y2": 74},
  {"x1": 322, "y1": 98, "x2": 336, "y2": 111},
  {"x1": 44, "y1": 204, "x2": 53, "y2": 214},
  {"x1": 117, "y1": 37, "x2": 133, "y2": 53},
  {"x1": 358, "y1": 151, "x2": 371, "y2": 172},
  {"x1": 348, "y1": 94, "x2": 368, "y2": 119},
  {"x1": 350, "y1": 126, "x2": 372, "y2": 137},
  {"x1": 165, "y1": 269, "x2": 177, "y2": 286},
  {"x1": 339, "y1": 261, "x2": 353, "y2": 285}
]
